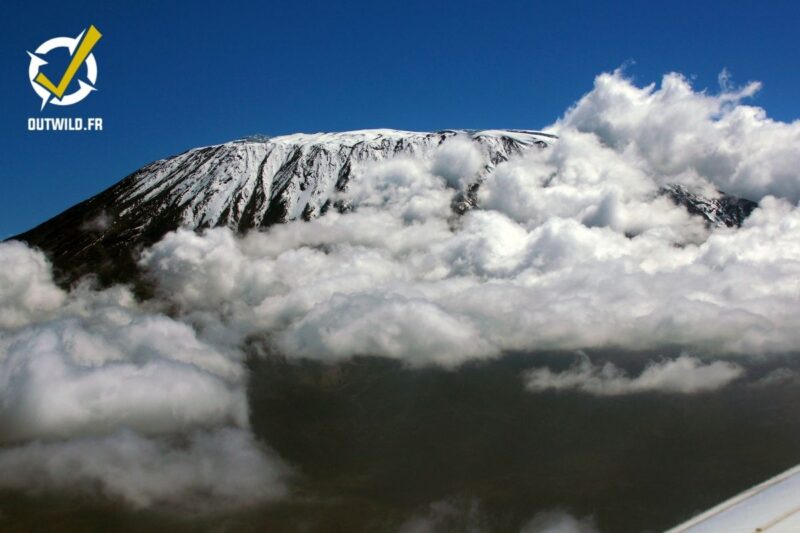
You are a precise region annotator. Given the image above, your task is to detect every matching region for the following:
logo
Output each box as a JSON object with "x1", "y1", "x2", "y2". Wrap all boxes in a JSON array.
[{"x1": 27, "y1": 25, "x2": 102, "y2": 110}]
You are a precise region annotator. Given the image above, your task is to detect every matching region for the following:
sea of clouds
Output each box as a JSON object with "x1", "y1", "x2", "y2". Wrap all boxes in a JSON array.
[{"x1": 1, "y1": 69, "x2": 800, "y2": 518}]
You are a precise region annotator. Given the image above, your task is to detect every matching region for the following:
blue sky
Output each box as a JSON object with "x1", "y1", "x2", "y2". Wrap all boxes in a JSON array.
[{"x1": 1, "y1": 0, "x2": 798, "y2": 237}]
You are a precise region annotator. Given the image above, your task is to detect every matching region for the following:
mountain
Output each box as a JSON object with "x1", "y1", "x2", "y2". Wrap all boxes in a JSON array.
[
  {"x1": 12, "y1": 129, "x2": 756, "y2": 288},
  {"x1": 660, "y1": 183, "x2": 757, "y2": 228}
]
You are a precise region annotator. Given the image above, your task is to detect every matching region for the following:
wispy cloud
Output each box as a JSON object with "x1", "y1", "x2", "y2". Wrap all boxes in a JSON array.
[{"x1": 524, "y1": 353, "x2": 744, "y2": 396}]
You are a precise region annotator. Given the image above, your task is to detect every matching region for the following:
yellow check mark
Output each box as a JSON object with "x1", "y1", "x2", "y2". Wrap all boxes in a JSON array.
[{"x1": 35, "y1": 25, "x2": 102, "y2": 99}]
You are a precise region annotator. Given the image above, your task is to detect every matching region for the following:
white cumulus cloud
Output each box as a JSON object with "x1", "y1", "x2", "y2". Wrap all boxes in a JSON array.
[{"x1": 0, "y1": 242, "x2": 289, "y2": 509}]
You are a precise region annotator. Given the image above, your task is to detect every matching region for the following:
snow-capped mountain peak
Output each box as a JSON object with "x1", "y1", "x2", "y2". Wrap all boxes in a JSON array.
[
  {"x1": 116, "y1": 129, "x2": 552, "y2": 230},
  {"x1": 12, "y1": 128, "x2": 752, "y2": 287}
]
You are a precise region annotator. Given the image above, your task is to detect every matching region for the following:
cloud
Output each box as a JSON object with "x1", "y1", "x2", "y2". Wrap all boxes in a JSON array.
[
  {"x1": 80, "y1": 211, "x2": 112, "y2": 232},
  {"x1": 0, "y1": 240, "x2": 65, "y2": 329},
  {"x1": 520, "y1": 510, "x2": 600, "y2": 533},
  {"x1": 557, "y1": 69, "x2": 800, "y2": 202},
  {"x1": 0, "y1": 242, "x2": 288, "y2": 509},
  {"x1": 0, "y1": 428, "x2": 288, "y2": 510},
  {"x1": 0, "y1": 313, "x2": 247, "y2": 443},
  {"x1": 749, "y1": 367, "x2": 800, "y2": 388},
  {"x1": 431, "y1": 135, "x2": 485, "y2": 189},
  {"x1": 478, "y1": 130, "x2": 704, "y2": 239},
  {"x1": 397, "y1": 501, "x2": 599, "y2": 533},
  {"x1": 281, "y1": 292, "x2": 493, "y2": 367},
  {"x1": 397, "y1": 498, "x2": 487, "y2": 533},
  {"x1": 524, "y1": 353, "x2": 744, "y2": 396},
  {"x1": 341, "y1": 154, "x2": 454, "y2": 222}
]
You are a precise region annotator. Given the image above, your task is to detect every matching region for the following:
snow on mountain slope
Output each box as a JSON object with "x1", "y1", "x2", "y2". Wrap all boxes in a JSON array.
[
  {"x1": 661, "y1": 184, "x2": 757, "y2": 229},
  {"x1": 12, "y1": 128, "x2": 752, "y2": 287},
  {"x1": 117, "y1": 129, "x2": 550, "y2": 229}
]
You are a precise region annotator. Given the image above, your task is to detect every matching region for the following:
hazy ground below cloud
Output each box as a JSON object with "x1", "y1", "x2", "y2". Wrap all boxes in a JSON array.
[{"x1": 2, "y1": 349, "x2": 799, "y2": 533}]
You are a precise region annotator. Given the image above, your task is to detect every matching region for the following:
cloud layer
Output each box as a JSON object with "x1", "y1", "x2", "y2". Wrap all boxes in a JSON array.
[{"x1": 140, "y1": 70, "x2": 800, "y2": 365}]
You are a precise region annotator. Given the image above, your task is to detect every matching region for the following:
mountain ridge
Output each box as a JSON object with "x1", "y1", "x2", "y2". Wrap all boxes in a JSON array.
[{"x1": 12, "y1": 129, "x2": 755, "y2": 288}]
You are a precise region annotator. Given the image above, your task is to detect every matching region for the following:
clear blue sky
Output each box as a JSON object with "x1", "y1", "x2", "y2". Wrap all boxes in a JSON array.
[{"x1": 1, "y1": 0, "x2": 798, "y2": 238}]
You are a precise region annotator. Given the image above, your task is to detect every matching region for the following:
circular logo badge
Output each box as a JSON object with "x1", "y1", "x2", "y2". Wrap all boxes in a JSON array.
[{"x1": 28, "y1": 26, "x2": 101, "y2": 110}]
